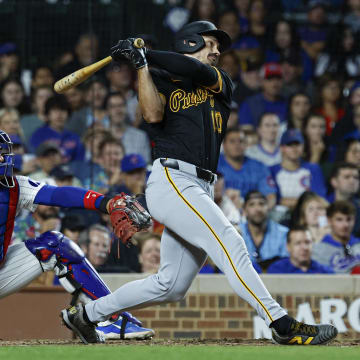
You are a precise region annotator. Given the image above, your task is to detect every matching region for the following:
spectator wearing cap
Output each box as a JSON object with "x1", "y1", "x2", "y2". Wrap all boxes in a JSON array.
[
  {"x1": 239, "y1": 191, "x2": 289, "y2": 269},
  {"x1": 29, "y1": 95, "x2": 85, "y2": 163},
  {"x1": 48, "y1": 164, "x2": 82, "y2": 188},
  {"x1": 245, "y1": 112, "x2": 281, "y2": 167},
  {"x1": 60, "y1": 214, "x2": 87, "y2": 244},
  {"x1": 20, "y1": 85, "x2": 54, "y2": 145},
  {"x1": 298, "y1": 0, "x2": 330, "y2": 61},
  {"x1": 270, "y1": 129, "x2": 326, "y2": 211},
  {"x1": 267, "y1": 226, "x2": 333, "y2": 274},
  {"x1": 104, "y1": 92, "x2": 150, "y2": 163},
  {"x1": 108, "y1": 153, "x2": 147, "y2": 197},
  {"x1": 29, "y1": 142, "x2": 62, "y2": 181},
  {"x1": 238, "y1": 62, "x2": 287, "y2": 130},
  {"x1": 218, "y1": 128, "x2": 277, "y2": 209},
  {"x1": 312, "y1": 201, "x2": 360, "y2": 273}
]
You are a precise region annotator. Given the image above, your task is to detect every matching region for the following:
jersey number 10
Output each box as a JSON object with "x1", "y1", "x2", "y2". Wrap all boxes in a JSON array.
[{"x1": 211, "y1": 110, "x2": 222, "y2": 134}]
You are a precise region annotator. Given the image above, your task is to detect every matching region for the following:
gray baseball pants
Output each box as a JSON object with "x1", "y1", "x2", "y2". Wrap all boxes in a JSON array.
[{"x1": 85, "y1": 158, "x2": 286, "y2": 326}]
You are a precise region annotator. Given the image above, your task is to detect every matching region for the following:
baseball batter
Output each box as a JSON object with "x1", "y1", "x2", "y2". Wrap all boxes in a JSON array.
[
  {"x1": 62, "y1": 21, "x2": 338, "y2": 345},
  {"x1": 0, "y1": 130, "x2": 153, "y2": 343}
]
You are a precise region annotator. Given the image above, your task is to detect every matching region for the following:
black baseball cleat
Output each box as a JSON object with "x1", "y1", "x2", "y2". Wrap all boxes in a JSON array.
[
  {"x1": 272, "y1": 319, "x2": 338, "y2": 345},
  {"x1": 60, "y1": 304, "x2": 105, "y2": 344}
]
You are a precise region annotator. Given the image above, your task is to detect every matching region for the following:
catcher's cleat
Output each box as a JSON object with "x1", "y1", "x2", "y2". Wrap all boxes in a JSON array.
[
  {"x1": 96, "y1": 315, "x2": 155, "y2": 340},
  {"x1": 61, "y1": 304, "x2": 105, "y2": 344},
  {"x1": 272, "y1": 319, "x2": 338, "y2": 345}
]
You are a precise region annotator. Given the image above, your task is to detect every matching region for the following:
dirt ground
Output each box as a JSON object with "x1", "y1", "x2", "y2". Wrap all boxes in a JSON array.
[{"x1": 0, "y1": 339, "x2": 359, "y2": 346}]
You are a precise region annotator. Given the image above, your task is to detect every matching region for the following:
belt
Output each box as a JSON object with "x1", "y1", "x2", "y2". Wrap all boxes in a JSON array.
[{"x1": 160, "y1": 158, "x2": 216, "y2": 184}]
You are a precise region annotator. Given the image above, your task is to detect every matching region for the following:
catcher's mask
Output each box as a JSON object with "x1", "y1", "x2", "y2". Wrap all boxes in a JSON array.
[
  {"x1": 173, "y1": 21, "x2": 231, "y2": 54},
  {"x1": 0, "y1": 130, "x2": 15, "y2": 188}
]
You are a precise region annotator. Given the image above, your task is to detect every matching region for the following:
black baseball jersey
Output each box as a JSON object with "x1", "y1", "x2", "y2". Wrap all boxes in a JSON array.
[{"x1": 148, "y1": 67, "x2": 234, "y2": 173}]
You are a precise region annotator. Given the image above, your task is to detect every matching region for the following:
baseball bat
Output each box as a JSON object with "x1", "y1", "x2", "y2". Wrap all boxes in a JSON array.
[{"x1": 54, "y1": 38, "x2": 145, "y2": 94}]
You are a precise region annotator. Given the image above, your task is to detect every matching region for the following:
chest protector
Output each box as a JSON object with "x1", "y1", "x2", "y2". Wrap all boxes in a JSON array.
[{"x1": 0, "y1": 178, "x2": 19, "y2": 262}]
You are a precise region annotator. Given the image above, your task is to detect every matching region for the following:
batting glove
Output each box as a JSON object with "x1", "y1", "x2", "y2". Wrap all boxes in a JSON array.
[{"x1": 111, "y1": 38, "x2": 147, "y2": 70}]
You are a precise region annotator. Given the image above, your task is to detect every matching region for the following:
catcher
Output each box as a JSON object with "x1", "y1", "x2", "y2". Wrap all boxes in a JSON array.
[{"x1": 0, "y1": 130, "x2": 153, "y2": 343}]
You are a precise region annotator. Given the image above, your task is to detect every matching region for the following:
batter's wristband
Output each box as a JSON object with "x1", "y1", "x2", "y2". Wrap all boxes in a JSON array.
[{"x1": 98, "y1": 196, "x2": 113, "y2": 214}]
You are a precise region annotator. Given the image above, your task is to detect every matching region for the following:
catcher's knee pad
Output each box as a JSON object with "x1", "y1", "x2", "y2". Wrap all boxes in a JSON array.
[{"x1": 25, "y1": 231, "x2": 111, "y2": 304}]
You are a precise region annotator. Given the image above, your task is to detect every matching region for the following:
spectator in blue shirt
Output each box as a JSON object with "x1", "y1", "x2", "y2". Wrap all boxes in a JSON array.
[
  {"x1": 344, "y1": 104, "x2": 360, "y2": 141},
  {"x1": 218, "y1": 127, "x2": 276, "y2": 208},
  {"x1": 297, "y1": 1, "x2": 329, "y2": 65},
  {"x1": 239, "y1": 191, "x2": 288, "y2": 268},
  {"x1": 238, "y1": 62, "x2": 287, "y2": 129},
  {"x1": 245, "y1": 112, "x2": 281, "y2": 166},
  {"x1": 270, "y1": 129, "x2": 326, "y2": 211},
  {"x1": 30, "y1": 95, "x2": 85, "y2": 163},
  {"x1": 312, "y1": 201, "x2": 360, "y2": 273},
  {"x1": 267, "y1": 225, "x2": 334, "y2": 274},
  {"x1": 108, "y1": 153, "x2": 147, "y2": 197}
]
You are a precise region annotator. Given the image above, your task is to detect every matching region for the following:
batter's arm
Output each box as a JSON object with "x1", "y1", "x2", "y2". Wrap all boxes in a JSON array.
[
  {"x1": 138, "y1": 66, "x2": 166, "y2": 124},
  {"x1": 146, "y1": 50, "x2": 218, "y2": 88}
]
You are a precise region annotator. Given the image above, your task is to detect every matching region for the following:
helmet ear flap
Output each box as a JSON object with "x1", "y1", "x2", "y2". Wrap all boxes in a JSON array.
[{"x1": 173, "y1": 34, "x2": 205, "y2": 54}]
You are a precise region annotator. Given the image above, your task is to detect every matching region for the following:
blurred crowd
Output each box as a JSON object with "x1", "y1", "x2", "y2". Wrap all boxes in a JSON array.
[{"x1": 2, "y1": 0, "x2": 360, "y2": 276}]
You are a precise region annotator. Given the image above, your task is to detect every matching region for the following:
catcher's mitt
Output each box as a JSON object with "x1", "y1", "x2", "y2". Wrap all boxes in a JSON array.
[{"x1": 108, "y1": 193, "x2": 152, "y2": 244}]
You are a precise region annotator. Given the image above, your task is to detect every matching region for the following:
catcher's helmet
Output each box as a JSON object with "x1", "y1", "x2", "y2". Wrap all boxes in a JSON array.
[
  {"x1": 173, "y1": 21, "x2": 231, "y2": 54},
  {"x1": 0, "y1": 130, "x2": 15, "y2": 188}
]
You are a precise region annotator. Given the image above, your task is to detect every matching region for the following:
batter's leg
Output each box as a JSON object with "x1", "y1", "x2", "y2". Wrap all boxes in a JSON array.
[
  {"x1": 146, "y1": 165, "x2": 286, "y2": 326},
  {"x1": 85, "y1": 227, "x2": 207, "y2": 322},
  {"x1": 0, "y1": 243, "x2": 43, "y2": 298}
]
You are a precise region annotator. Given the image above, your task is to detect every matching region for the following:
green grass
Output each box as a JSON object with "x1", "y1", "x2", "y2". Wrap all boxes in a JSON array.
[{"x1": 0, "y1": 345, "x2": 359, "y2": 360}]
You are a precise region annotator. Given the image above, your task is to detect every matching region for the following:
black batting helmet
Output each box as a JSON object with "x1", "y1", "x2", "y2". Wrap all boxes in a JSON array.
[{"x1": 173, "y1": 21, "x2": 231, "y2": 54}]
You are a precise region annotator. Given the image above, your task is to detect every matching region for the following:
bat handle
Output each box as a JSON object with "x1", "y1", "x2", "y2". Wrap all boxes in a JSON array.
[{"x1": 133, "y1": 38, "x2": 145, "y2": 49}]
